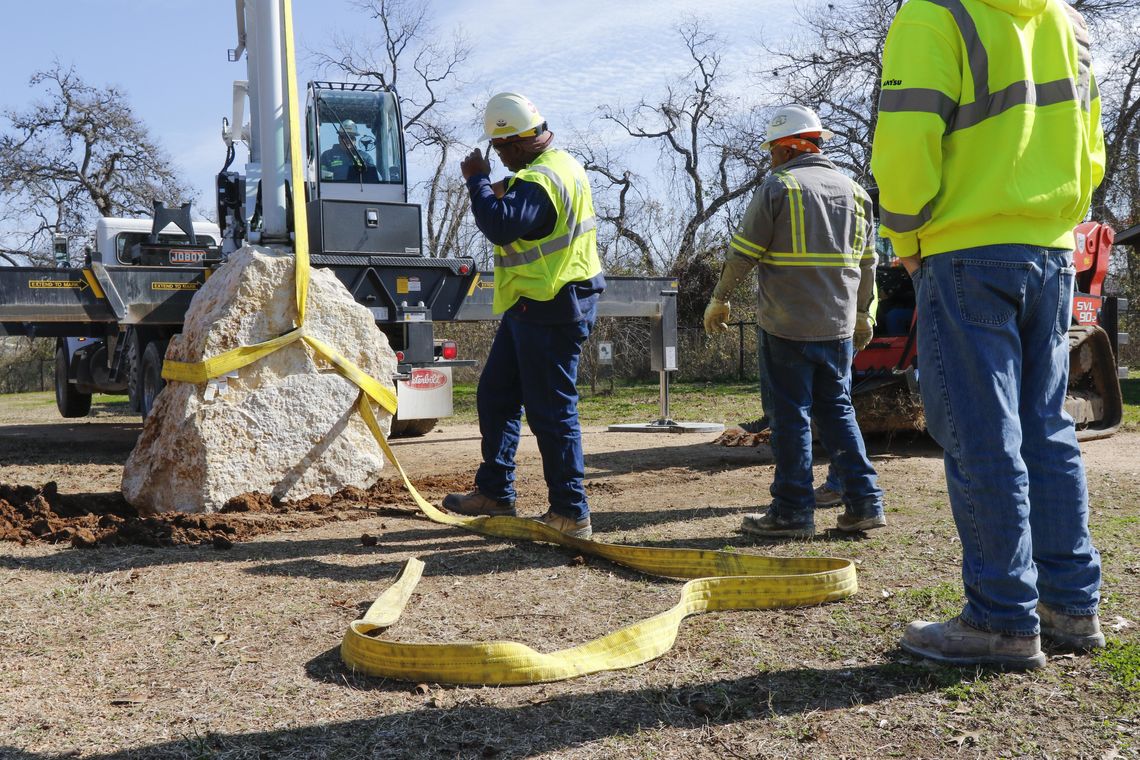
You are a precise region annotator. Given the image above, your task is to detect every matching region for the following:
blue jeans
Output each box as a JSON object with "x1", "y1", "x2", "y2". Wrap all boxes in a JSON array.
[
  {"x1": 474, "y1": 305, "x2": 596, "y2": 520},
  {"x1": 758, "y1": 330, "x2": 884, "y2": 522},
  {"x1": 757, "y1": 327, "x2": 860, "y2": 500},
  {"x1": 914, "y1": 245, "x2": 1101, "y2": 635},
  {"x1": 824, "y1": 465, "x2": 842, "y2": 493}
]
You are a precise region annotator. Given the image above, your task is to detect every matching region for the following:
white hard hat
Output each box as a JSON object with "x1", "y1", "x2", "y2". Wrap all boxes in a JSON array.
[
  {"x1": 340, "y1": 120, "x2": 358, "y2": 137},
  {"x1": 480, "y1": 92, "x2": 545, "y2": 142},
  {"x1": 760, "y1": 105, "x2": 833, "y2": 150}
]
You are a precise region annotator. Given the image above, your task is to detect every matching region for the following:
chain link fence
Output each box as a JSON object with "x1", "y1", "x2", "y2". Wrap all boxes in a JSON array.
[
  {"x1": 438, "y1": 317, "x2": 761, "y2": 387},
  {"x1": 1, "y1": 337, "x2": 53, "y2": 393}
]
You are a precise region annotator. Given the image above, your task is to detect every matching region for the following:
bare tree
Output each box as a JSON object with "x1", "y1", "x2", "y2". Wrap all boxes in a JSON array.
[
  {"x1": 761, "y1": 0, "x2": 898, "y2": 184},
  {"x1": 314, "y1": 0, "x2": 477, "y2": 258},
  {"x1": 1092, "y1": 35, "x2": 1140, "y2": 229},
  {"x1": 569, "y1": 137, "x2": 665, "y2": 275},
  {"x1": 1072, "y1": 0, "x2": 1138, "y2": 29},
  {"x1": 598, "y1": 22, "x2": 768, "y2": 265},
  {"x1": 0, "y1": 64, "x2": 194, "y2": 265},
  {"x1": 581, "y1": 21, "x2": 769, "y2": 322}
]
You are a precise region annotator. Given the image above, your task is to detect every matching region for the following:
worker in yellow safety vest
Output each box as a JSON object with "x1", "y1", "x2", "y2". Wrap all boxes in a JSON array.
[
  {"x1": 871, "y1": 0, "x2": 1106, "y2": 669},
  {"x1": 443, "y1": 93, "x2": 605, "y2": 540}
]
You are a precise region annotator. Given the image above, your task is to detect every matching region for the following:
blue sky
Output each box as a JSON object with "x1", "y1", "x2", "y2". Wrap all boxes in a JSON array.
[{"x1": 1, "y1": 0, "x2": 786, "y2": 218}]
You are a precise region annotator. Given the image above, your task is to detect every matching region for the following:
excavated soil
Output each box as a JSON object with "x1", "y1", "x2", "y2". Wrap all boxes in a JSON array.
[{"x1": 0, "y1": 475, "x2": 471, "y2": 549}]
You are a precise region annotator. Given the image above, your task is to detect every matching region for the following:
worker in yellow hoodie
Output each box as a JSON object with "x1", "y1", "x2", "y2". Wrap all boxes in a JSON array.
[{"x1": 871, "y1": 0, "x2": 1106, "y2": 669}]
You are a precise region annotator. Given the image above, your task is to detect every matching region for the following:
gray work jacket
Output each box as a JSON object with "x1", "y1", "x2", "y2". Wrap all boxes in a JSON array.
[{"x1": 730, "y1": 153, "x2": 877, "y2": 341}]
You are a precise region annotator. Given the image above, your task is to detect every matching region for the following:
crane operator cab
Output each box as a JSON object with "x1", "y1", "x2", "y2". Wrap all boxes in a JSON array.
[{"x1": 305, "y1": 82, "x2": 422, "y2": 257}]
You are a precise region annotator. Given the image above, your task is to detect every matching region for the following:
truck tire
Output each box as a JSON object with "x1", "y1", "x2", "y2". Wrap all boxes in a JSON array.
[
  {"x1": 140, "y1": 340, "x2": 169, "y2": 419},
  {"x1": 55, "y1": 346, "x2": 92, "y2": 418},
  {"x1": 389, "y1": 416, "x2": 437, "y2": 438}
]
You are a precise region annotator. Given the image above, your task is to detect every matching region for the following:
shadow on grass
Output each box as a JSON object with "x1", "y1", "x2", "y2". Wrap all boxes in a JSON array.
[
  {"x1": 0, "y1": 654, "x2": 969, "y2": 759},
  {"x1": 0, "y1": 422, "x2": 140, "y2": 465},
  {"x1": 0, "y1": 525, "x2": 680, "y2": 586}
]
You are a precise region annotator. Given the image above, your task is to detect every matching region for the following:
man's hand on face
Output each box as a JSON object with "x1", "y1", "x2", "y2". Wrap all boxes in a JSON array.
[{"x1": 460, "y1": 149, "x2": 492, "y2": 180}]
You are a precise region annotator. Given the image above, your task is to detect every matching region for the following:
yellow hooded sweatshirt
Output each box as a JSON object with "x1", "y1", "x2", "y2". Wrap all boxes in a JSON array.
[{"x1": 870, "y1": 0, "x2": 1105, "y2": 258}]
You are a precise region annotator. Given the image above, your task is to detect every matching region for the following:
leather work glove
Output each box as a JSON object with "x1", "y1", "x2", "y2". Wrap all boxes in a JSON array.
[
  {"x1": 853, "y1": 311, "x2": 874, "y2": 351},
  {"x1": 703, "y1": 298, "x2": 731, "y2": 336}
]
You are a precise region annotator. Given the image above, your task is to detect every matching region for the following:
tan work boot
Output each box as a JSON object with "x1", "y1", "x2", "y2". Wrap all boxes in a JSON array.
[
  {"x1": 813, "y1": 484, "x2": 843, "y2": 508},
  {"x1": 1038, "y1": 603, "x2": 1105, "y2": 651},
  {"x1": 535, "y1": 510, "x2": 592, "y2": 540},
  {"x1": 836, "y1": 511, "x2": 887, "y2": 532},
  {"x1": 900, "y1": 616, "x2": 1046, "y2": 670},
  {"x1": 441, "y1": 490, "x2": 516, "y2": 517}
]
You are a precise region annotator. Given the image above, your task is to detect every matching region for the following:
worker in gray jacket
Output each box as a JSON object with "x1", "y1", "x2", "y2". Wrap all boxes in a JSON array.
[{"x1": 704, "y1": 104, "x2": 884, "y2": 538}]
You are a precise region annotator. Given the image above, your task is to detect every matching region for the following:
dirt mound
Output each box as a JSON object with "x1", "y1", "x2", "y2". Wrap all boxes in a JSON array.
[
  {"x1": 852, "y1": 385, "x2": 926, "y2": 435},
  {"x1": 0, "y1": 474, "x2": 471, "y2": 548},
  {"x1": 713, "y1": 427, "x2": 772, "y2": 447}
]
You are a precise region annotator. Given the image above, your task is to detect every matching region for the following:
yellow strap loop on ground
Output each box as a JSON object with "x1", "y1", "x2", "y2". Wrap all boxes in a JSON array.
[
  {"x1": 155, "y1": 0, "x2": 858, "y2": 686},
  {"x1": 344, "y1": 397, "x2": 859, "y2": 686}
]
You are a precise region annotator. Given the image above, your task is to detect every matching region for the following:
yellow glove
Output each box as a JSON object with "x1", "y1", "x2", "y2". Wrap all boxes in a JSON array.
[
  {"x1": 703, "y1": 298, "x2": 731, "y2": 336},
  {"x1": 853, "y1": 312, "x2": 874, "y2": 351}
]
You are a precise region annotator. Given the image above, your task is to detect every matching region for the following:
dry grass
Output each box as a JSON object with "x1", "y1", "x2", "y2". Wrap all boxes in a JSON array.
[{"x1": 1, "y1": 399, "x2": 1138, "y2": 759}]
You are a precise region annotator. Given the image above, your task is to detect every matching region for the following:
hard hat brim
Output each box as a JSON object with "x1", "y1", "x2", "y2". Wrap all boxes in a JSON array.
[{"x1": 760, "y1": 128, "x2": 834, "y2": 151}]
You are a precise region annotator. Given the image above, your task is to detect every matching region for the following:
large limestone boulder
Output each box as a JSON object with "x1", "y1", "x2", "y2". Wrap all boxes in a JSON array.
[{"x1": 122, "y1": 246, "x2": 396, "y2": 513}]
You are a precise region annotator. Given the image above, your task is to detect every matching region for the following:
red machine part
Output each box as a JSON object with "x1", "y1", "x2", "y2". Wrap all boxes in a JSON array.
[{"x1": 1072, "y1": 220, "x2": 1113, "y2": 297}]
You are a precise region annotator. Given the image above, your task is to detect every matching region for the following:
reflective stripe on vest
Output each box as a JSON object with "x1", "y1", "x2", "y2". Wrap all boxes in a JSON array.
[
  {"x1": 878, "y1": 0, "x2": 1093, "y2": 136},
  {"x1": 498, "y1": 164, "x2": 597, "y2": 269},
  {"x1": 755, "y1": 175, "x2": 871, "y2": 268},
  {"x1": 880, "y1": 202, "x2": 933, "y2": 234},
  {"x1": 775, "y1": 171, "x2": 807, "y2": 254},
  {"x1": 730, "y1": 233, "x2": 766, "y2": 260}
]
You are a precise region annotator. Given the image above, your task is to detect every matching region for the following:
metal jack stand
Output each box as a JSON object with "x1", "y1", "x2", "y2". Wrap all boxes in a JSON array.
[
  {"x1": 608, "y1": 369, "x2": 724, "y2": 434},
  {"x1": 607, "y1": 288, "x2": 724, "y2": 435}
]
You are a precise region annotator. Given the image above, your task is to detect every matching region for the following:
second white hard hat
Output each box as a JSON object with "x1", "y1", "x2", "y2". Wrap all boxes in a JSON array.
[
  {"x1": 760, "y1": 105, "x2": 834, "y2": 150},
  {"x1": 480, "y1": 92, "x2": 545, "y2": 142}
]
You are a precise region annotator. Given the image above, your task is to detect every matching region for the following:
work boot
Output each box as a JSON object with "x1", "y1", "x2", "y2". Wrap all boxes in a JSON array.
[
  {"x1": 900, "y1": 616, "x2": 1046, "y2": 670},
  {"x1": 441, "y1": 490, "x2": 516, "y2": 517},
  {"x1": 535, "y1": 510, "x2": 592, "y2": 540},
  {"x1": 738, "y1": 416, "x2": 770, "y2": 434},
  {"x1": 836, "y1": 508, "x2": 886, "y2": 532},
  {"x1": 1038, "y1": 603, "x2": 1105, "y2": 651},
  {"x1": 741, "y1": 506, "x2": 815, "y2": 539},
  {"x1": 813, "y1": 484, "x2": 843, "y2": 508}
]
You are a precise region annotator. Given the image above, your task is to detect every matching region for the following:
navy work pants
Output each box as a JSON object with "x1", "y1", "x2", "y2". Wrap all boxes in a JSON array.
[{"x1": 474, "y1": 304, "x2": 596, "y2": 520}]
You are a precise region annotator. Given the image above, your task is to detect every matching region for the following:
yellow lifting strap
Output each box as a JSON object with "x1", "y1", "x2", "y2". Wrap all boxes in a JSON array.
[
  {"x1": 156, "y1": 0, "x2": 858, "y2": 686},
  {"x1": 346, "y1": 393, "x2": 859, "y2": 686}
]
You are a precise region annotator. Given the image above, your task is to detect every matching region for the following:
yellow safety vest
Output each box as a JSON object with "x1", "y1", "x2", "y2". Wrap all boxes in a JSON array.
[{"x1": 492, "y1": 149, "x2": 601, "y2": 314}]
